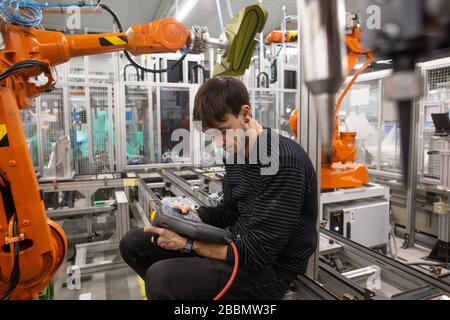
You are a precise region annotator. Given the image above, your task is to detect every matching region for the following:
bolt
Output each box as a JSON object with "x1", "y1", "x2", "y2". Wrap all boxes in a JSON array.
[
  {"x1": 23, "y1": 220, "x2": 30, "y2": 226},
  {"x1": 9, "y1": 160, "x2": 16, "y2": 167}
]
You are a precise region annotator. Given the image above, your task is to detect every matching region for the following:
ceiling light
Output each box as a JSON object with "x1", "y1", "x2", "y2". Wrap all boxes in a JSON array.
[{"x1": 176, "y1": 0, "x2": 200, "y2": 22}]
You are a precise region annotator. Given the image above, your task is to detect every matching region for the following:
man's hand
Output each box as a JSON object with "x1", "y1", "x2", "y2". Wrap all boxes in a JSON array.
[
  {"x1": 144, "y1": 225, "x2": 187, "y2": 251},
  {"x1": 169, "y1": 203, "x2": 200, "y2": 219}
]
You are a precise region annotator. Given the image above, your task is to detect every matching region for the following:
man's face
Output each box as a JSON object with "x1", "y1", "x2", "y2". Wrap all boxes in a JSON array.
[{"x1": 205, "y1": 109, "x2": 250, "y2": 156}]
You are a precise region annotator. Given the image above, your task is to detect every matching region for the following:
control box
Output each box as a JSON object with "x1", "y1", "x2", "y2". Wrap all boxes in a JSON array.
[{"x1": 323, "y1": 198, "x2": 390, "y2": 248}]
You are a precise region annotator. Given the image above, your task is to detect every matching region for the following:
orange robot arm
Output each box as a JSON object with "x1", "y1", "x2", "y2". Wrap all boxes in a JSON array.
[
  {"x1": 333, "y1": 25, "x2": 373, "y2": 154},
  {"x1": 288, "y1": 25, "x2": 373, "y2": 151},
  {"x1": 287, "y1": 23, "x2": 373, "y2": 189},
  {"x1": 2, "y1": 17, "x2": 189, "y2": 74},
  {"x1": 266, "y1": 30, "x2": 298, "y2": 44},
  {"x1": 0, "y1": 17, "x2": 190, "y2": 300}
]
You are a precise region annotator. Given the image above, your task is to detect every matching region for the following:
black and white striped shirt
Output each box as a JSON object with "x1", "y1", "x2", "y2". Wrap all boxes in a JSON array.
[{"x1": 198, "y1": 129, "x2": 318, "y2": 281}]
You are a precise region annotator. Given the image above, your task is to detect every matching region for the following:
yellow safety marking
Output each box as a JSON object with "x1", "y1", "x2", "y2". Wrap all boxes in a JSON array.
[
  {"x1": 0, "y1": 124, "x2": 7, "y2": 141},
  {"x1": 104, "y1": 36, "x2": 127, "y2": 46},
  {"x1": 138, "y1": 276, "x2": 147, "y2": 300},
  {"x1": 287, "y1": 33, "x2": 298, "y2": 41},
  {"x1": 123, "y1": 178, "x2": 138, "y2": 187}
]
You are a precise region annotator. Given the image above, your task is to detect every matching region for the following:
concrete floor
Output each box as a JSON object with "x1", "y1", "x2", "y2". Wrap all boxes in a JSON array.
[{"x1": 53, "y1": 248, "x2": 144, "y2": 300}]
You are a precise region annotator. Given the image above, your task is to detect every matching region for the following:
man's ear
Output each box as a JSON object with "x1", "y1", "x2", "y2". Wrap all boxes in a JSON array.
[{"x1": 241, "y1": 105, "x2": 252, "y2": 122}]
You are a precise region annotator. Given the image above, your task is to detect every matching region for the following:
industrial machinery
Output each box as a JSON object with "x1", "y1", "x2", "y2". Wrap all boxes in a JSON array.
[
  {"x1": 427, "y1": 113, "x2": 450, "y2": 263},
  {"x1": 298, "y1": 0, "x2": 450, "y2": 187},
  {"x1": 285, "y1": 14, "x2": 372, "y2": 189},
  {"x1": 298, "y1": 0, "x2": 347, "y2": 164},
  {"x1": 321, "y1": 14, "x2": 372, "y2": 189},
  {"x1": 266, "y1": 30, "x2": 299, "y2": 44},
  {"x1": 359, "y1": 0, "x2": 450, "y2": 249},
  {"x1": 320, "y1": 182, "x2": 390, "y2": 252},
  {"x1": 323, "y1": 198, "x2": 390, "y2": 249},
  {"x1": 0, "y1": 0, "x2": 267, "y2": 299}
]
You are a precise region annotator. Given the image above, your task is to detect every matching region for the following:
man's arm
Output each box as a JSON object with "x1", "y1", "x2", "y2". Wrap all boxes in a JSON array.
[
  {"x1": 197, "y1": 178, "x2": 240, "y2": 228},
  {"x1": 192, "y1": 241, "x2": 228, "y2": 261},
  {"x1": 143, "y1": 225, "x2": 228, "y2": 261}
]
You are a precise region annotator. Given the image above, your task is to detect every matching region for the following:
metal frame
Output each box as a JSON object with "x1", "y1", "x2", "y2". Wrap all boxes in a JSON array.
[
  {"x1": 403, "y1": 92, "x2": 420, "y2": 248},
  {"x1": 53, "y1": 187, "x2": 131, "y2": 277},
  {"x1": 418, "y1": 58, "x2": 450, "y2": 185},
  {"x1": 320, "y1": 229, "x2": 450, "y2": 296},
  {"x1": 337, "y1": 65, "x2": 450, "y2": 247},
  {"x1": 30, "y1": 51, "x2": 302, "y2": 176},
  {"x1": 33, "y1": 82, "x2": 114, "y2": 177},
  {"x1": 147, "y1": 52, "x2": 205, "y2": 84},
  {"x1": 427, "y1": 137, "x2": 450, "y2": 256},
  {"x1": 120, "y1": 81, "x2": 198, "y2": 170},
  {"x1": 296, "y1": 4, "x2": 321, "y2": 280},
  {"x1": 40, "y1": 174, "x2": 125, "y2": 192},
  {"x1": 418, "y1": 101, "x2": 442, "y2": 184},
  {"x1": 342, "y1": 70, "x2": 392, "y2": 173},
  {"x1": 248, "y1": 87, "x2": 298, "y2": 134}
]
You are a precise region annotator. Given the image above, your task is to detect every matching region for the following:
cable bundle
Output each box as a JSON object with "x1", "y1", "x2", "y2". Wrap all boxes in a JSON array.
[
  {"x1": 0, "y1": 0, "x2": 42, "y2": 27},
  {"x1": 0, "y1": 1, "x2": 99, "y2": 27}
]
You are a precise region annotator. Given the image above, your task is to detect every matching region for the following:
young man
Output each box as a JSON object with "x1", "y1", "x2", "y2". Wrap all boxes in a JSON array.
[{"x1": 120, "y1": 76, "x2": 318, "y2": 300}]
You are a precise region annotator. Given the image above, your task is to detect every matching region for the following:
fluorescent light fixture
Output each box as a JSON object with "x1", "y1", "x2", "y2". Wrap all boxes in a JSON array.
[
  {"x1": 376, "y1": 59, "x2": 393, "y2": 65},
  {"x1": 176, "y1": 0, "x2": 199, "y2": 21}
]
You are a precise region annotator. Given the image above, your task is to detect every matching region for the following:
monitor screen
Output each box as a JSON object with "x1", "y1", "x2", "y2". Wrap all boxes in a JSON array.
[{"x1": 431, "y1": 113, "x2": 450, "y2": 133}]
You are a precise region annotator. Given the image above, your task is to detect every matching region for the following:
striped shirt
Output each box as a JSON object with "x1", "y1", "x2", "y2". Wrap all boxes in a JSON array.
[{"x1": 198, "y1": 129, "x2": 318, "y2": 281}]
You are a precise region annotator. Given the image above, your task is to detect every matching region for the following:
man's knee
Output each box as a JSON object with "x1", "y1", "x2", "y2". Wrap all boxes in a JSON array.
[
  {"x1": 145, "y1": 260, "x2": 176, "y2": 300},
  {"x1": 119, "y1": 229, "x2": 144, "y2": 262}
]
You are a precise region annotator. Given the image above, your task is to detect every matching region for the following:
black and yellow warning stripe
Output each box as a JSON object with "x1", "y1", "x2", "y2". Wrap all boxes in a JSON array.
[
  {"x1": 285, "y1": 32, "x2": 298, "y2": 42},
  {"x1": 99, "y1": 35, "x2": 128, "y2": 47},
  {"x1": 0, "y1": 124, "x2": 9, "y2": 148}
]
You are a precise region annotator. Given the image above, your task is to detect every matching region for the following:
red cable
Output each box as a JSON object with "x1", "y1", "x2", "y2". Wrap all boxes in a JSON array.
[{"x1": 213, "y1": 241, "x2": 239, "y2": 300}]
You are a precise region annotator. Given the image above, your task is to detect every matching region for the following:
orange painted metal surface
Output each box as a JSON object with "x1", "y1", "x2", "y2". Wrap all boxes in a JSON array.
[
  {"x1": 266, "y1": 30, "x2": 298, "y2": 44},
  {"x1": 0, "y1": 17, "x2": 188, "y2": 299}
]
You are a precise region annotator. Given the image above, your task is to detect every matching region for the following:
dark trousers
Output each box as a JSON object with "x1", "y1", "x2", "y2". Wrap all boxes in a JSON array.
[{"x1": 119, "y1": 228, "x2": 291, "y2": 300}]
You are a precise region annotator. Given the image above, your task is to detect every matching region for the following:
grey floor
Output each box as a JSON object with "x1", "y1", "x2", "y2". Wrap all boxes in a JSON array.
[
  {"x1": 53, "y1": 249, "x2": 144, "y2": 300},
  {"x1": 52, "y1": 217, "x2": 144, "y2": 300}
]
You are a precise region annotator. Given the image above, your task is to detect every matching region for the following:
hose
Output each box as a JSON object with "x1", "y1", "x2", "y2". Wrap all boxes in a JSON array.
[
  {"x1": 213, "y1": 241, "x2": 238, "y2": 300},
  {"x1": 1, "y1": 215, "x2": 20, "y2": 300},
  {"x1": 98, "y1": 2, "x2": 188, "y2": 74}
]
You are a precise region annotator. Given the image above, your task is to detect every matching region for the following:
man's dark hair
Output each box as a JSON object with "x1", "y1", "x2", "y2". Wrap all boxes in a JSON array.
[{"x1": 193, "y1": 76, "x2": 250, "y2": 130}]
